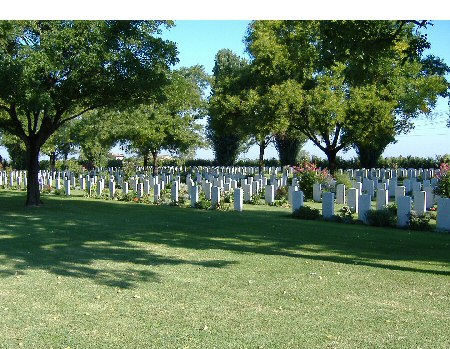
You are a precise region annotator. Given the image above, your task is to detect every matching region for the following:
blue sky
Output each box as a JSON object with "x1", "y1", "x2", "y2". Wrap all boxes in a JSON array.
[{"x1": 1, "y1": 19, "x2": 449, "y2": 161}]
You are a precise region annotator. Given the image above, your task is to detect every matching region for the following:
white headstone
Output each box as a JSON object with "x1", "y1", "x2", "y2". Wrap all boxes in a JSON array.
[
  {"x1": 313, "y1": 183, "x2": 322, "y2": 202},
  {"x1": 265, "y1": 185, "x2": 275, "y2": 205},
  {"x1": 171, "y1": 181, "x2": 179, "y2": 203},
  {"x1": 211, "y1": 186, "x2": 220, "y2": 207},
  {"x1": 424, "y1": 186, "x2": 434, "y2": 209},
  {"x1": 322, "y1": 192, "x2": 335, "y2": 218},
  {"x1": 291, "y1": 190, "x2": 304, "y2": 212},
  {"x1": 64, "y1": 179, "x2": 70, "y2": 196},
  {"x1": 109, "y1": 180, "x2": 115, "y2": 199},
  {"x1": 234, "y1": 188, "x2": 243, "y2": 211},
  {"x1": 190, "y1": 185, "x2": 199, "y2": 207},
  {"x1": 348, "y1": 188, "x2": 359, "y2": 213},
  {"x1": 395, "y1": 186, "x2": 406, "y2": 205},
  {"x1": 243, "y1": 184, "x2": 252, "y2": 202},
  {"x1": 413, "y1": 191, "x2": 426, "y2": 217},
  {"x1": 358, "y1": 194, "x2": 371, "y2": 224},
  {"x1": 436, "y1": 198, "x2": 450, "y2": 232},
  {"x1": 376, "y1": 189, "x2": 388, "y2": 211},
  {"x1": 336, "y1": 184, "x2": 346, "y2": 204},
  {"x1": 153, "y1": 184, "x2": 160, "y2": 203},
  {"x1": 397, "y1": 195, "x2": 411, "y2": 227}
]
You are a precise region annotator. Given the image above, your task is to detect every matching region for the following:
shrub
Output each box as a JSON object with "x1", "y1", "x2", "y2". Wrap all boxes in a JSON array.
[
  {"x1": 338, "y1": 206, "x2": 354, "y2": 224},
  {"x1": 334, "y1": 172, "x2": 353, "y2": 190},
  {"x1": 292, "y1": 206, "x2": 321, "y2": 220},
  {"x1": 275, "y1": 186, "x2": 288, "y2": 200},
  {"x1": 434, "y1": 163, "x2": 450, "y2": 198},
  {"x1": 408, "y1": 211, "x2": 432, "y2": 231},
  {"x1": 365, "y1": 209, "x2": 396, "y2": 227},
  {"x1": 293, "y1": 161, "x2": 331, "y2": 200},
  {"x1": 223, "y1": 191, "x2": 233, "y2": 203},
  {"x1": 385, "y1": 203, "x2": 397, "y2": 215}
]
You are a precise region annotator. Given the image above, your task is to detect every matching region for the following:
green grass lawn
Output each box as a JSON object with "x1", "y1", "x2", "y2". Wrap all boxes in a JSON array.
[{"x1": 1, "y1": 190, "x2": 449, "y2": 349}]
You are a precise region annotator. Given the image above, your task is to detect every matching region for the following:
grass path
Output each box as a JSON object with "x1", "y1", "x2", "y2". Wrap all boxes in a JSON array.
[{"x1": 0, "y1": 191, "x2": 449, "y2": 348}]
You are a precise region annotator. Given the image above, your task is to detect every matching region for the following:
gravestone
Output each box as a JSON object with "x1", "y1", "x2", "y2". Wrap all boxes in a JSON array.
[
  {"x1": 153, "y1": 184, "x2": 160, "y2": 203},
  {"x1": 243, "y1": 184, "x2": 252, "y2": 202},
  {"x1": 424, "y1": 187, "x2": 434, "y2": 209},
  {"x1": 64, "y1": 179, "x2": 71, "y2": 196},
  {"x1": 388, "y1": 179, "x2": 397, "y2": 198},
  {"x1": 348, "y1": 188, "x2": 359, "y2": 213},
  {"x1": 288, "y1": 186, "x2": 298, "y2": 206},
  {"x1": 144, "y1": 179, "x2": 150, "y2": 195},
  {"x1": 358, "y1": 194, "x2": 371, "y2": 224},
  {"x1": 436, "y1": 198, "x2": 450, "y2": 232},
  {"x1": 336, "y1": 184, "x2": 346, "y2": 204},
  {"x1": 313, "y1": 183, "x2": 322, "y2": 202},
  {"x1": 291, "y1": 190, "x2": 304, "y2": 212},
  {"x1": 376, "y1": 189, "x2": 388, "y2": 211},
  {"x1": 109, "y1": 180, "x2": 115, "y2": 199},
  {"x1": 211, "y1": 186, "x2": 220, "y2": 207},
  {"x1": 397, "y1": 196, "x2": 411, "y2": 227},
  {"x1": 203, "y1": 182, "x2": 212, "y2": 200},
  {"x1": 190, "y1": 185, "x2": 199, "y2": 207},
  {"x1": 265, "y1": 185, "x2": 275, "y2": 205},
  {"x1": 403, "y1": 179, "x2": 411, "y2": 194},
  {"x1": 322, "y1": 192, "x2": 335, "y2": 218},
  {"x1": 122, "y1": 182, "x2": 129, "y2": 195},
  {"x1": 234, "y1": 188, "x2": 243, "y2": 211},
  {"x1": 395, "y1": 186, "x2": 406, "y2": 205},
  {"x1": 97, "y1": 179, "x2": 105, "y2": 196},
  {"x1": 171, "y1": 181, "x2": 179, "y2": 203},
  {"x1": 252, "y1": 180, "x2": 260, "y2": 195},
  {"x1": 413, "y1": 191, "x2": 426, "y2": 217}
]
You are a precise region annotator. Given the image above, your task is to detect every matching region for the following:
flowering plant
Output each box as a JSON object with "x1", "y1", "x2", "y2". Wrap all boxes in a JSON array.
[
  {"x1": 293, "y1": 161, "x2": 330, "y2": 199},
  {"x1": 434, "y1": 163, "x2": 450, "y2": 198}
]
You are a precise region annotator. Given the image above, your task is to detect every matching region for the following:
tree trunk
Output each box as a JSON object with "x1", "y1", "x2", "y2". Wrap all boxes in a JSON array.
[
  {"x1": 326, "y1": 150, "x2": 338, "y2": 175},
  {"x1": 49, "y1": 152, "x2": 56, "y2": 171},
  {"x1": 275, "y1": 135, "x2": 302, "y2": 166},
  {"x1": 355, "y1": 142, "x2": 387, "y2": 169},
  {"x1": 143, "y1": 153, "x2": 149, "y2": 169},
  {"x1": 25, "y1": 139, "x2": 43, "y2": 206},
  {"x1": 258, "y1": 143, "x2": 265, "y2": 174},
  {"x1": 151, "y1": 150, "x2": 158, "y2": 176}
]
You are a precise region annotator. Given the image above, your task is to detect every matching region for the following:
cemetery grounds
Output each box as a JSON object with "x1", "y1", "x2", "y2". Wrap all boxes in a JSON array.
[{"x1": 0, "y1": 189, "x2": 449, "y2": 349}]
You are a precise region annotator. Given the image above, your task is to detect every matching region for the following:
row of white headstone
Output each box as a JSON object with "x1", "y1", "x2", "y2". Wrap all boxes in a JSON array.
[{"x1": 313, "y1": 183, "x2": 450, "y2": 232}]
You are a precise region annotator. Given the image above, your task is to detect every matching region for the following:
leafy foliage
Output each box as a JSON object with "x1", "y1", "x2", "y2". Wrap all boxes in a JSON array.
[
  {"x1": 0, "y1": 20, "x2": 177, "y2": 205},
  {"x1": 244, "y1": 20, "x2": 449, "y2": 172},
  {"x1": 207, "y1": 49, "x2": 249, "y2": 165},
  {"x1": 365, "y1": 209, "x2": 396, "y2": 227},
  {"x1": 293, "y1": 161, "x2": 330, "y2": 199},
  {"x1": 434, "y1": 163, "x2": 450, "y2": 198},
  {"x1": 117, "y1": 66, "x2": 208, "y2": 173},
  {"x1": 292, "y1": 206, "x2": 321, "y2": 220}
]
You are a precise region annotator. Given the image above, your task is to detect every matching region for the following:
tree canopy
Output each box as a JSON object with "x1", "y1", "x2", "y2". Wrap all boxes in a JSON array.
[
  {"x1": 115, "y1": 66, "x2": 209, "y2": 174},
  {"x1": 244, "y1": 20, "x2": 449, "y2": 171},
  {"x1": 0, "y1": 20, "x2": 177, "y2": 205}
]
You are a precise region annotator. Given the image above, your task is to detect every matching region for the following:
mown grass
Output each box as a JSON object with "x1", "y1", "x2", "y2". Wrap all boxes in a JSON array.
[{"x1": 0, "y1": 190, "x2": 449, "y2": 349}]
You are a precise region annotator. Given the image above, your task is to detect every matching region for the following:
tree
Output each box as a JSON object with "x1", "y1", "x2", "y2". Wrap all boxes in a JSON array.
[
  {"x1": 207, "y1": 49, "x2": 249, "y2": 165},
  {"x1": 41, "y1": 120, "x2": 77, "y2": 171},
  {"x1": 0, "y1": 21, "x2": 177, "y2": 205},
  {"x1": 116, "y1": 66, "x2": 208, "y2": 174},
  {"x1": 0, "y1": 131, "x2": 27, "y2": 169},
  {"x1": 274, "y1": 127, "x2": 308, "y2": 166},
  {"x1": 244, "y1": 20, "x2": 449, "y2": 172},
  {"x1": 70, "y1": 110, "x2": 118, "y2": 169}
]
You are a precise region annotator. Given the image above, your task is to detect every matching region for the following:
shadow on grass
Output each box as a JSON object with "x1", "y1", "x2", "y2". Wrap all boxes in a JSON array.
[{"x1": 0, "y1": 191, "x2": 449, "y2": 289}]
